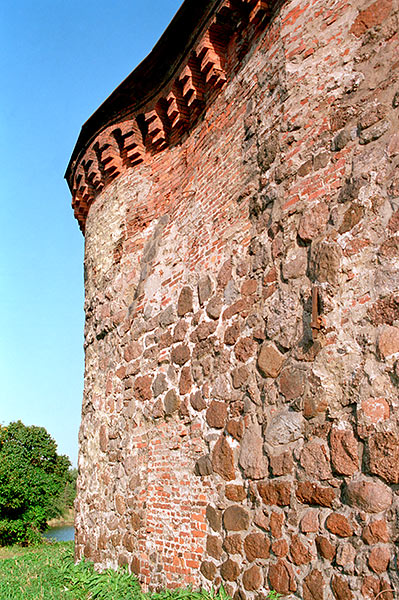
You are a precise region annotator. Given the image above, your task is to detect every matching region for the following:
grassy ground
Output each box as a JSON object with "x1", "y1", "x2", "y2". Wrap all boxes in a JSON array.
[
  {"x1": 0, "y1": 542, "x2": 235, "y2": 600},
  {"x1": 0, "y1": 542, "x2": 75, "y2": 600}
]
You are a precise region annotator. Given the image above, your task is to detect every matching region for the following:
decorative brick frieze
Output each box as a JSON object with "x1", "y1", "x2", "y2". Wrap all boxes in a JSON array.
[
  {"x1": 166, "y1": 86, "x2": 189, "y2": 131},
  {"x1": 113, "y1": 119, "x2": 145, "y2": 167},
  {"x1": 244, "y1": 0, "x2": 270, "y2": 24},
  {"x1": 83, "y1": 148, "x2": 102, "y2": 192},
  {"x1": 178, "y1": 59, "x2": 205, "y2": 108},
  {"x1": 144, "y1": 107, "x2": 169, "y2": 151},
  {"x1": 66, "y1": 0, "x2": 278, "y2": 232},
  {"x1": 194, "y1": 29, "x2": 227, "y2": 86}
]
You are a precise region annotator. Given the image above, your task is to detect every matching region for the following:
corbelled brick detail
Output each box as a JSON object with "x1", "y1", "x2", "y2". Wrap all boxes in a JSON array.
[{"x1": 68, "y1": 0, "x2": 399, "y2": 596}]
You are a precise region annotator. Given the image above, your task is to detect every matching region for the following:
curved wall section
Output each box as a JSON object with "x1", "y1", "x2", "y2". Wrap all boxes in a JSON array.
[
  {"x1": 66, "y1": 0, "x2": 274, "y2": 232},
  {"x1": 69, "y1": 0, "x2": 399, "y2": 596}
]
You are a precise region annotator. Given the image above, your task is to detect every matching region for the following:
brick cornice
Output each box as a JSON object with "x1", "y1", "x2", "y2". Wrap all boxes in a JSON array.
[{"x1": 66, "y1": 0, "x2": 276, "y2": 233}]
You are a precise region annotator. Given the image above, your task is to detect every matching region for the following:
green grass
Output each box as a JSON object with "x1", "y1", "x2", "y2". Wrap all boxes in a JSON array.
[
  {"x1": 0, "y1": 542, "x2": 282, "y2": 600},
  {"x1": 0, "y1": 542, "x2": 231, "y2": 600},
  {"x1": 0, "y1": 542, "x2": 75, "y2": 600}
]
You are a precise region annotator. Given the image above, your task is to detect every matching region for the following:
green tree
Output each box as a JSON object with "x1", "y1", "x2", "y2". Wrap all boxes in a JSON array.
[
  {"x1": 0, "y1": 421, "x2": 71, "y2": 545},
  {"x1": 60, "y1": 467, "x2": 78, "y2": 512}
]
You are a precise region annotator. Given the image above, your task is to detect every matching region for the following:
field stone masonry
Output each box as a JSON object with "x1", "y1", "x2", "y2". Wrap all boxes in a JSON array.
[{"x1": 66, "y1": 0, "x2": 399, "y2": 597}]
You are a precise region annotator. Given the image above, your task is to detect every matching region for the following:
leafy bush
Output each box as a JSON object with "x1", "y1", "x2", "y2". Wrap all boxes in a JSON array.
[
  {"x1": 62, "y1": 468, "x2": 78, "y2": 510},
  {"x1": 0, "y1": 421, "x2": 71, "y2": 545}
]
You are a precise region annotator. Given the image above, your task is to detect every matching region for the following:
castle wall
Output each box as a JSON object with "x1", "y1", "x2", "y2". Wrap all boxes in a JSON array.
[{"x1": 71, "y1": 0, "x2": 399, "y2": 597}]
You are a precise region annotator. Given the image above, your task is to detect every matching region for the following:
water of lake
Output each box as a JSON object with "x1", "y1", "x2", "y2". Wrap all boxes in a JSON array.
[{"x1": 43, "y1": 525, "x2": 75, "y2": 542}]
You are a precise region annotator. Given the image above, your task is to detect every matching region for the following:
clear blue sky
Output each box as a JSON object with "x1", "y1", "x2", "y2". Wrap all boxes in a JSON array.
[{"x1": 0, "y1": 0, "x2": 183, "y2": 466}]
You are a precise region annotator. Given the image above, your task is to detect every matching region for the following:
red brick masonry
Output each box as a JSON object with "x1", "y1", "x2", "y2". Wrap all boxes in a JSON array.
[{"x1": 67, "y1": 0, "x2": 399, "y2": 597}]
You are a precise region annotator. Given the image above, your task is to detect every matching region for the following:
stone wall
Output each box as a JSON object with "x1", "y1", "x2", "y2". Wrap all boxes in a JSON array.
[{"x1": 68, "y1": 0, "x2": 399, "y2": 598}]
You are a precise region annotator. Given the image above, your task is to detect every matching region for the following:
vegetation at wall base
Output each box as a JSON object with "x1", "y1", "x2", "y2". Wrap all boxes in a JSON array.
[
  {"x1": 0, "y1": 542, "x2": 73, "y2": 600},
  {"x1": 0, "y1": 541, "x2": 282, "y2": 600}
]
